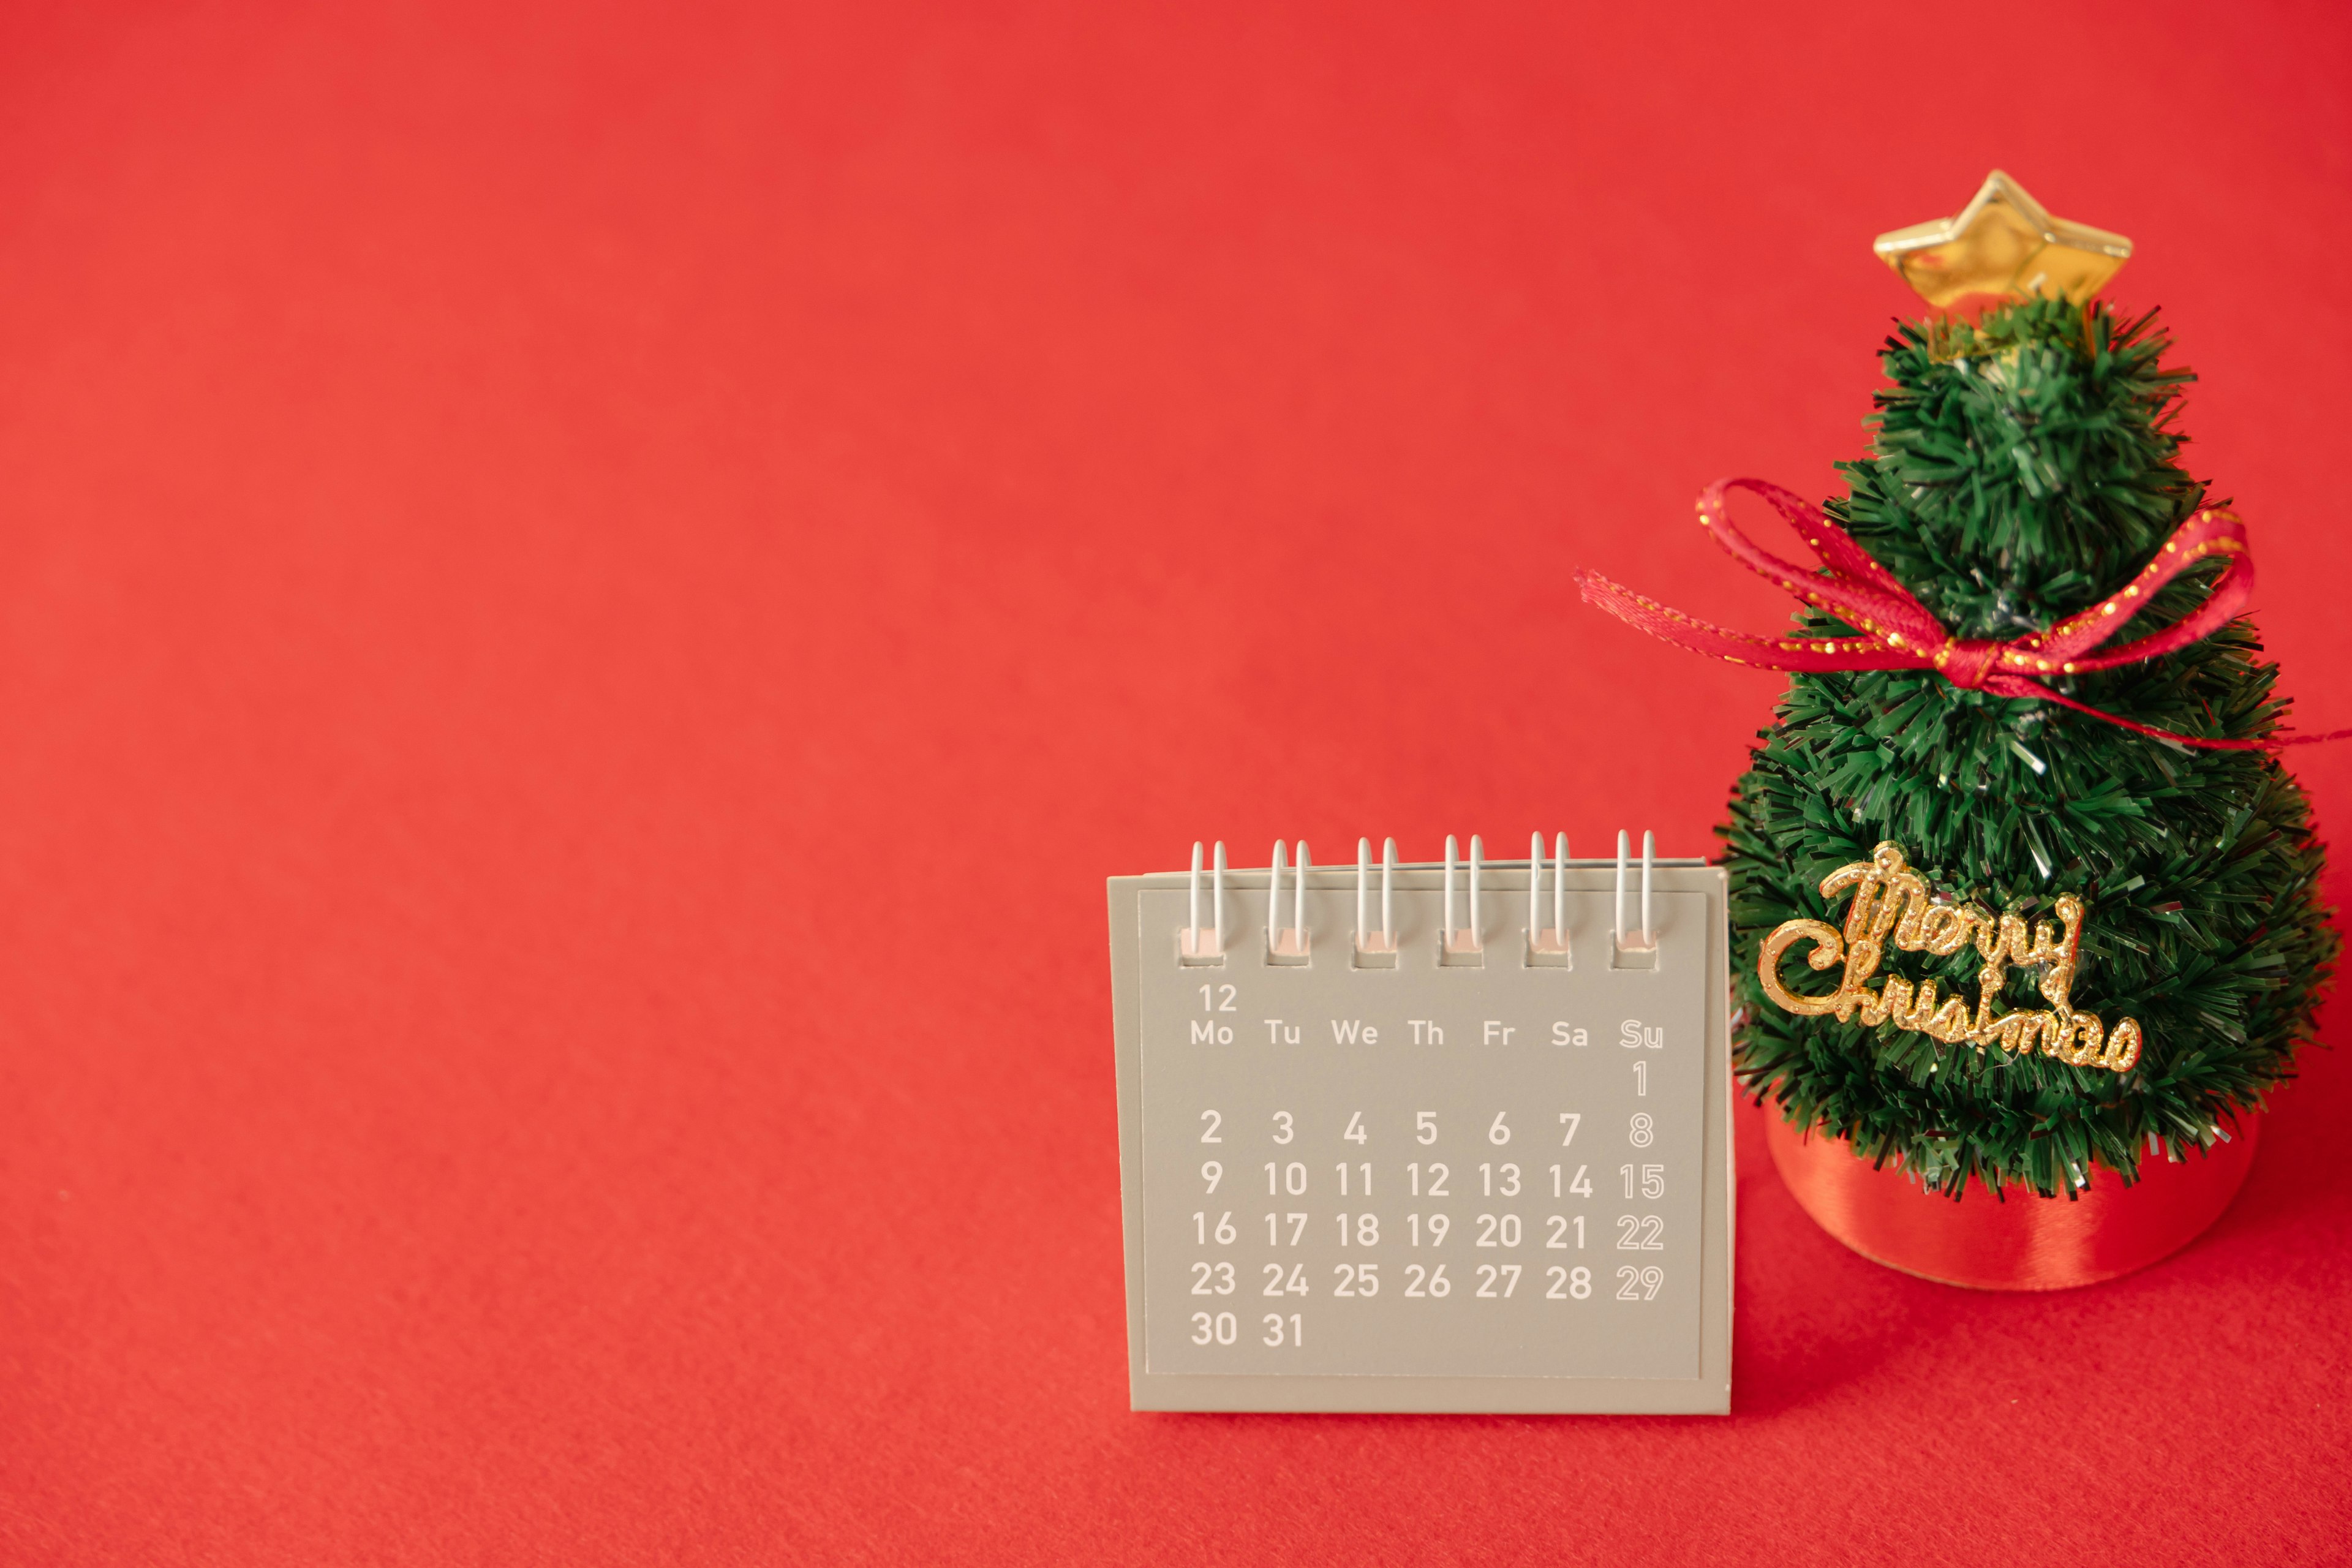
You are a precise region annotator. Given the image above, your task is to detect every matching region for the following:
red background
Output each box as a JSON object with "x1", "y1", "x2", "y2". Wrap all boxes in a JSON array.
[{"x1": 2, "y1": 2, "x2": 2348, "y2": 1561}]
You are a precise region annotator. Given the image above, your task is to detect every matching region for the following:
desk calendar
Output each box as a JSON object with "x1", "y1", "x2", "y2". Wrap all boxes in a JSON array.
[{"x1": 1107, "y1": 835, "x2": 1732, "y2": 1414}]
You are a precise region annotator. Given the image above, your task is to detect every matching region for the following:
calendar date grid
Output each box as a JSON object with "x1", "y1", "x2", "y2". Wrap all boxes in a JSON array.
[{"x1": 1177, "y1": 1100, "x2": 1676, "y2": 1349}]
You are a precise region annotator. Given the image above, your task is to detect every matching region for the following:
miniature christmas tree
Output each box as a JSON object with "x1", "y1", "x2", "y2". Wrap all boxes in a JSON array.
[{"x1": 1593, "y1": 173, "x2": 2337, "y2": 1197}]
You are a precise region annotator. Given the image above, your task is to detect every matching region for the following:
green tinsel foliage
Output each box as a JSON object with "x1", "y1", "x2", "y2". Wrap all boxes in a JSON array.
[{"x1": 1722, "y1": 295, "x2": 2336, "y2": 1199}]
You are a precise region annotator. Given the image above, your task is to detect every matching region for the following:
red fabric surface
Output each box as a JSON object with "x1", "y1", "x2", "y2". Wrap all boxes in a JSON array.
[{"x1": 2, "y1": 2, "x2": 2348, "y2": 1561}]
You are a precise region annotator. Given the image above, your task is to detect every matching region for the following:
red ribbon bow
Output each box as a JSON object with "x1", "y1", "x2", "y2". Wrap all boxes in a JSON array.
[{"x1": 1576, "y1": 478, "x2": 2347, "y2": 751}]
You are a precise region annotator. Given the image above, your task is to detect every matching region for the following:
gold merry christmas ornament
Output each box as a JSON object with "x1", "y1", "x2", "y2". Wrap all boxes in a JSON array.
[
  {"x1": 1759, "y1": 842, "x2": 2145, "y2": 1074},
  {"x1": 1873, "y1": 170, "x2": 2132, "y2": 309}
]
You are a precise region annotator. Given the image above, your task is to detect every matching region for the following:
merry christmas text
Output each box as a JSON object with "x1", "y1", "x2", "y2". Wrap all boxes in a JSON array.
[{"x1": 1758, "y1": 842, "x2": 2143, "y2": 1074}]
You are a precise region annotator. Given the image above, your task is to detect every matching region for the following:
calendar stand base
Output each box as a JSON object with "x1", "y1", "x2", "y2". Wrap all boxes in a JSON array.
[{"x1": 1764, "y1": 1109, "x2": 2261, "y2": 1291}]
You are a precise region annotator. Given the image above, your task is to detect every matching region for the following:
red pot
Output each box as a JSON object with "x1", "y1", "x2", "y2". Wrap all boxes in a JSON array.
[{"x1": 1763, "y1": 1109, "x2": 2261, "y2": 1290}]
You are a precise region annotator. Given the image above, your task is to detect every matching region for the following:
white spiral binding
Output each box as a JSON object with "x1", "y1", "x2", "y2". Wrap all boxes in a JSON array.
[
  {"x1": 1530, "y1": 832, "x2": 1570, "y2": 959},
  {"x1": 1268, "y1": 841, "x2": 1310, "y2": 961},
  {"x1": 1615, "y1": 829, "x2": 1656, "y2": 952},
  {"x1": 1182, "y1": 840, "x2": 1226, "y2": 962},
  {"x1": 1354, "y1": 838, "x2": 1400, "y2": 964},
  {"x1": 1178, "y1": 832, "x2": 1660, "y2": 967}
]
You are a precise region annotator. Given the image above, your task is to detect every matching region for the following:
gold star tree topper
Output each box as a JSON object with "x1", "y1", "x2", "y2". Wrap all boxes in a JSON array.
[{"x1": 1873, "y1": 171, "x2": 2132, "y2": 309}]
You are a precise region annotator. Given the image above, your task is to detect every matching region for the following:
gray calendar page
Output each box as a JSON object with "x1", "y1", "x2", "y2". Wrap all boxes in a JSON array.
[{"x1": 1107, "y1": 862, "x2": 1732, "y2": 1414}]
